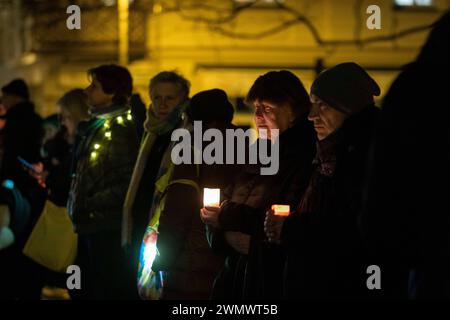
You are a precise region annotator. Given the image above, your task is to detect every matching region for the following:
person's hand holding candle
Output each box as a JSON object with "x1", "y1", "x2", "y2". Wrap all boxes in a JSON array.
[
  {"x1": 264, "y1": 204, "x2": 290, "y2": 244},
  {"x1": 200, "y1": 188, "x2": 221, "y2": 228}
]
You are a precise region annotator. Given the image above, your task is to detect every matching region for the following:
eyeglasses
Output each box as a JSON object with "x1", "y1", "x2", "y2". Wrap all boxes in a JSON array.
[{"x1": 254, "y1": 104, "x2": 276, "y2": 115}]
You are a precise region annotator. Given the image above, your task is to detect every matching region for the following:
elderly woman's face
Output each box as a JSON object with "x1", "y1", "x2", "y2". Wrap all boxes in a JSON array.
[
  {"x1": 308, "y1": 94, "x2": 348, "y2": 141},
  {"x1": 253, "y1": 99, "x2": 295, "y2": 140}
]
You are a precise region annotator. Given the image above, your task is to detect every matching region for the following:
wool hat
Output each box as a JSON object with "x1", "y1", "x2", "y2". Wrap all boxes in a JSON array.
[
  {"x1": 1, "y1": 79, "x2": 30, "y2": 100},
  {"x1": 188, "y1": 89, "x2": 234, "y2": 124},
  {"x1": 311, "y1": 62, "x2": 380, "y2": 115}
]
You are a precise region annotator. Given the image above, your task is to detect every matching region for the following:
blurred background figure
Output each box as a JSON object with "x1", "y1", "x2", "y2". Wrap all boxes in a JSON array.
[
  {"x1": 40, "y1": 114, "x2": 59, "y2": 157},
  {"x1": 19, "y1": 88, "x2": 90, "y2": 300},
  {"x1": 0, "y1": 79, "x2": 44, "y2": 206},
  {"x1": 0, "y1": 98, "x2": 7, "y2": 172},
  {"x1": 39, "y1": 89, "x2": 90, "y2": 204},
  {"x1": 0, "y1": 78, "x2": 44, "y2": 300},
  {"x1": 130, "y1": 93, "x2": 146, "y2": 140},
  {"x1": 362, "y1": 11, "x2": 450, "y2": 299}
]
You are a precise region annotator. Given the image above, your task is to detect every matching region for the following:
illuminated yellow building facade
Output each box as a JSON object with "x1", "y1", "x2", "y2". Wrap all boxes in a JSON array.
[{"x1": 1, "y1": 0, "x2": 449, "y2": 124}]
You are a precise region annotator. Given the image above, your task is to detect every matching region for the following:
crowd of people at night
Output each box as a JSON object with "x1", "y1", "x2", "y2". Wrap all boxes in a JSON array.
[{"x1": 0, "y1": 12, "x2": 448, "y2": 300}]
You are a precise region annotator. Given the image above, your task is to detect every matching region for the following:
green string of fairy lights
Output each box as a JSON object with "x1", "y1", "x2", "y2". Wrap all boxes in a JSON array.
[{"x1": 90, "y1": 110, "x2": 133, "y2": 161}]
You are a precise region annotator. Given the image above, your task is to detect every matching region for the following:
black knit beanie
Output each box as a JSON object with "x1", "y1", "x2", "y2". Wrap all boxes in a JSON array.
[
  {"x1": 311, "y1": 62, "x2": 380, "y2": 115},
  {"x1": 1, "y1": 79, "x2": 30, "y2": 100},
  {"x1": 188, "y1": 89, "x2": 234, "y2": 124}
]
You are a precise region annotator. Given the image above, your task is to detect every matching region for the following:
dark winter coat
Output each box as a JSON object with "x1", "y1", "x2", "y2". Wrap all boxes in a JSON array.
[
  {"x1": 42, "y1": 129, "x2": 73, "y2": 206},
  {"x1": 207, "y1": 117, "x2": 316, "y2": 299},
  {"x1": 282, "y1": 105, "x2": 380, "y2": 299},
  {"x1": 152, "y1": 135, "x2": 240, "y2": 299},
  {"x1": 362, "y1": 12, "x2": 450, "y2": 299},
  {"x1": 68, "y1": 105, "x2": 140, "y2": 234},
  {"x1": 0, "y1": 101, "x2": 43, "y2": 206}
]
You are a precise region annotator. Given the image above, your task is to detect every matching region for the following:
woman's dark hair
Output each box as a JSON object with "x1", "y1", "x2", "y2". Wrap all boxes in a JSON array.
[
  {"x1": 245, "y1": 70, "x2": 311, "y2": 117},
  {"x1": 88, "y1": 64, "x2": 133, "y2": 105}
]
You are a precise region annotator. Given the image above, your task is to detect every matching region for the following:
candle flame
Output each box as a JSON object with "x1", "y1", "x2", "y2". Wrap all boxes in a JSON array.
[
  {"x1": 272, "y1": 204, "x2": 290, "y2": 216},
  {"x1": 203, "y1": 188, "x2": 220, "y2": 207}
]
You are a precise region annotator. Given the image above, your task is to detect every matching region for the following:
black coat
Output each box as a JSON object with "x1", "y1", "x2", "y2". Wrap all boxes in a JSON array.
[
  {"x1": 363, "y1": 56, "x2": 450, "y2": 299},
  {"x1": 42, "y1": 130, "x2": 73, "y2": 206},
  {"x1": 207, "y1": 117, "x2": 316, "y2": 299},
  {"x1": 282, "y1": 106, "x2": 380, "y2": 299},
  {"x1": 1, "y1": 101, "x2": 43, "y2": 202},
  {"x1": 362, "y1": 12, "x2": 450, "y2": 299}
]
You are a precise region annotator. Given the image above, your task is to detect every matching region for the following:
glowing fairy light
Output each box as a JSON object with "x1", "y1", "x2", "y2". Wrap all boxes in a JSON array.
[
  {"x1": 90, "y1": 151, "x2": 98, "y2": 160},
  {"x1": 105, "y1": 131, "x2": 112, "y2": 139},
  {"x1": 94, "y1": 144, "x2": 100, "y2": 150},
  {"x1": 117, "y1": 116, "x2": 124, "y2": 124}
]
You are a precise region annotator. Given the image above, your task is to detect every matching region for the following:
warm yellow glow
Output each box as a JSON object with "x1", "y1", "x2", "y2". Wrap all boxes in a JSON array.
[
  {"x1": 94, "y1": 144, "x2": 100, "y2": 150},
  {"x1": 105, "y1": 131, "x2": 112, "y2": 139},
  {"x1": 21, "y1": 53, "x2": 37, "y2": 65},
  {"x1": 127, "y1": 114, "x2": 132, "y2": 120},
  {"x1": 117, "y1": 116, "x2": 124, "y2": 124},
  {"x1": 104, "y1": 121, "x2": 110, "y2": 129},
  {"x1": 118, "y1": 0, "x2": 129, "y2": 65},
  {"x1": 153, "y1": 3, "x2": 162, "y2": 14},
  {"x1": 203, "y1": 188, "x2": 220, "y2": 208},
  {"x1": 90, "y1": 151, "x2": 98, "y2": 160},
  {"x1": 272, "y1": 204, "x2": 290, "y2": 217}
]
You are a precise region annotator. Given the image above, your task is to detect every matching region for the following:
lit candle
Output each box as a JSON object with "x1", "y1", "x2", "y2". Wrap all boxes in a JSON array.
[
  {"x1": 272, "y1": 204, "x2": 290, "y2": 217},
  {"x1": 203, "y1": 188, "x2": 220, "y2": 208}
]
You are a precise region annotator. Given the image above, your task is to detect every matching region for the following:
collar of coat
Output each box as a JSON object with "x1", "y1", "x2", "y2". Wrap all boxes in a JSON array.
[
  {"x1": 314, "y1": 104, "x2": 380, "y2": 176},
  {"x1": 89, "y1": 104, "x2": 129, "y2": 119}
]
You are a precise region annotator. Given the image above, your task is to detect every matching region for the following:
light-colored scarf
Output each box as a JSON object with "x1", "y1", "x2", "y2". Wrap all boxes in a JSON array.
[{"x1": 122, "y1": 102, "x2": 188, "y2": 246}]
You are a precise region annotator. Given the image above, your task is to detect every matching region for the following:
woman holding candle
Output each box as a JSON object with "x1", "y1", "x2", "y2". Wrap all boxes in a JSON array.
[
  {"x1": 200, "y1": 71, "x2": 316, "y2": 299},
  {"x1": 149, "y1": 89, "x2": 239, "y2": 299},
  {"x1": 265, "y1": 62, "x2": 381, "y2": 299}
]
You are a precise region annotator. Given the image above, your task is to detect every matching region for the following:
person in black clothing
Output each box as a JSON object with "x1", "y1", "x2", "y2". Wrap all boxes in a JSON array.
[
  {"x1": 0, "y1": 79, "x2": 45, "y2": 300},
  {"x1": 130, "y1": 93, "x2": 146, "y2": 140},
  {"x1": 18, "y1": 89, "x2": 90, "y2": 299},
  {"x1": 40, "y1": 89, "x2": 90, "y2": 206},
  {"x1": 201, "y1": 71, "x2": 316, "y2": 299},
  {"x1": 265, "y1": 62, "x2": 381, "y2": 299},
  {"x1": 0, "y1": 79, "x2": 44, "y2": 214},
  {"x1": 362, "y1": 12, "x2": 450, "y2": 299}
]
